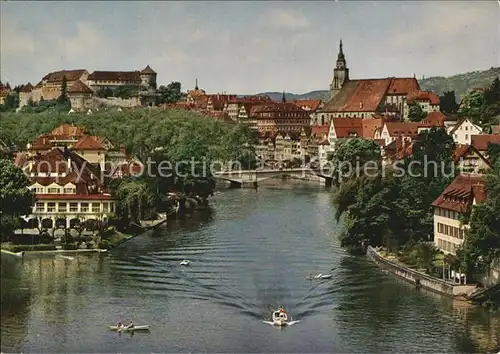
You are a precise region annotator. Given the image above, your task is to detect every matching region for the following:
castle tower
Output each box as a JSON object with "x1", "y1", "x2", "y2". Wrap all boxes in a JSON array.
[
  {"x1": 140, "y1": 65, "x2": 157, "y2": 89},
  {"x1": 329, "y1": 39, "x2": 349, "y2": 100}
]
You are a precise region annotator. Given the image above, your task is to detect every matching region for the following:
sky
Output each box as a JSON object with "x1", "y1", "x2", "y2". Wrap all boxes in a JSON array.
[{"x1": 1, "y1": 1, "x2": 499, "y2": 94}]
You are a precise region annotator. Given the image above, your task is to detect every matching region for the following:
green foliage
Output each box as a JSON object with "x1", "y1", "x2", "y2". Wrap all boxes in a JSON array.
[
  {"x1": 398, "y1": 241, "x2": 440, "y2": 272},
  {"x1": 114, "y1": 85, "x2": 140, "y2": 99},
  {"x1": 459, "y1": 77, "x2": 500, "y2": 130},
  {"x1": 157, "y1": 82, "x2": 184, "y2": 104},
  {"x1": 0, "y1": 159, "x2": 36, "y2": 241},
  {"x1": 487, "y1": 143, "x2": 500, "y2": 166},
  {"x1": 407, "y1": 101, "x2": 427, "y2": 122},
  {"x1": 332, "y1": 138, "x2": 381, "y2": 181},
  {"x1": 57, "y1": 75, "x2": 69, "y2": 107},
  {"x1": 334, "y1": 128, "x2": 456, "y2": 254},
  {"x1": 439, "y1": 91, "x2": 459, "y2": 113},
  {"x1": 97, "y1": 87, "x2": 114, "y2": 98},
  {"x1": 457, "y1": 161, "x2": 500, "y2": 275},
  {"x1": 0, "y1": 92, "x2": 20, "y2": 112}
]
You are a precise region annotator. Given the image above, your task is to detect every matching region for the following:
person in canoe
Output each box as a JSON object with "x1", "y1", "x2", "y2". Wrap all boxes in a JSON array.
[
  {"x1": 117, "y1": 321, "x2": 124, "y2": 329},
  {"x1": 127, "y1": 320, "x2": 134, "y2": 329}
]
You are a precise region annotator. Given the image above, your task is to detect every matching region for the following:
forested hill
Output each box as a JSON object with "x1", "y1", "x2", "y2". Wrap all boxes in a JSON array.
[{"x1": 255, "y1": 67, "x2": 500, "y2": 102}]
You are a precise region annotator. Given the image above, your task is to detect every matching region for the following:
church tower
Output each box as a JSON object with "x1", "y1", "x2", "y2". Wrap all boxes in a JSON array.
[{"x1": 329, "y1": 39, "x2": 349, "y2": 100}]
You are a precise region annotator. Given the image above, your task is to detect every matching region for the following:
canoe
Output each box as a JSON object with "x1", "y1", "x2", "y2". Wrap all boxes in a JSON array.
[{"x1": 109, "y1": 325, "x2": 150, "y2": 331}]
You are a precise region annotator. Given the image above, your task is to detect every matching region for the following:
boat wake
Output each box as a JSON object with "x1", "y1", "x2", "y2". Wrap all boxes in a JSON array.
[{"x1": 262, "y1": 320, "x2": 301, "y2": 326}]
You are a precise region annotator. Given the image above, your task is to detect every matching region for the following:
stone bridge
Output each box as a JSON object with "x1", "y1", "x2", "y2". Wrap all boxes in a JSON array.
[{"x1": 214, "y1": 168, "x2": 332, "y2": 188}]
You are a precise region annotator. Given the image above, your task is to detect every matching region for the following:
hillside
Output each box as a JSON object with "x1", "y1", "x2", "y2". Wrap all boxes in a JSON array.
[
  {"x1": 256, "y1": 67, "x2": 500, "y2": 102},
  {"x1": 419, "y1": 67, "x2": 500, "y2": 100}
]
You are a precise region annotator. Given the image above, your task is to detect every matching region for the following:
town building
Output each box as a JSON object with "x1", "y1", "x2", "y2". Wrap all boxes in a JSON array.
[
  {"x1": 252, "y1": 94, "x2": 310, "y2": 134},
  {"x1": 26, "y1": 124, "x2": 127, "y2": 171},
  {"x1": 21, "y1": 147, "x2": 116, "y2": 229},
  {"x1": 432, "y1": 174, "x2": 486, "y2": 255},
  {"x1": 470, "y1": 134, "x2": 500, "y2": 160},
  {"x1": 453, "y1": 144, "x2": 492, "y2": 174},
  {"x1": 449, "y1": 118, "x2": 483, "y2": 145},
  {"x1": 292, "y1": 99, "x2": 324, "y2": 125},
  {"x1": 318, "y1": 40, "x2": 440, "y2": 122}
]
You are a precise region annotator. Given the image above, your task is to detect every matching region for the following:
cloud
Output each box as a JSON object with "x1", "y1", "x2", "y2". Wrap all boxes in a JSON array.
[{"x1": 259, "y1": 8, "x2": 310, "y2": 30}]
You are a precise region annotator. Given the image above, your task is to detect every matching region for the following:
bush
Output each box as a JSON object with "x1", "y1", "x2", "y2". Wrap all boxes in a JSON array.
[
  {"x1": 98, "y1": 239, "x2": 111, "y2": 250},
  {"x1": 2, "y1": 244, "x2": 56, "y2": 252}
]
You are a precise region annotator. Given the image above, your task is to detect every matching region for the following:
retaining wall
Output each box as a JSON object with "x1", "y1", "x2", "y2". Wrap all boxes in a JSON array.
[{"x1": 367, "y1": 246, "x2": 477, "y2": 297}]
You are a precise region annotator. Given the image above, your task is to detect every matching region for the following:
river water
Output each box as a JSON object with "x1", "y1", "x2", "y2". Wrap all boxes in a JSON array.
[{"x1": 1, "y1": 181, "x2": 499, "y2": 353}]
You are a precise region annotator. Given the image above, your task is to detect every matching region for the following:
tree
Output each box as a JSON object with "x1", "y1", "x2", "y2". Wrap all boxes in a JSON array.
[
  {"x1": 457, "y1": 161, "x2": 500, "y2": 276},
  {"x1": 439, "y1": 91, "x2": 459, "y2": 114},
  {"x1": 487, "y1": 143, "x2": 500, "y2": 166},
  {"x1": 57, "y1": 75, "x2": 69, "y2": 105},
  {"x1": 332, "y1": 138, "x2": 381, "y2": 183},
  {"x1": 0, "y1": 159, "x2": 36, "y2": 241},
  {"x1": 407, "y1": 101, "x2": 427, "y2": 122},
  {"x1": 156, "y1": 82, "x2": 184, "y2": 104}
]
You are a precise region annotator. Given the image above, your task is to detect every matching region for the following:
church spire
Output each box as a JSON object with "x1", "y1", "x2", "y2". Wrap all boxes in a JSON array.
[
  {"x1": 282, "y1": 90, "x2": 286, "y2": 102},
  {"x1": 195, "y1": 78, "x2": 199, "y2": 90},
  {"x1": 337, "y1": 38, "x2": 345, "y2": 62}
]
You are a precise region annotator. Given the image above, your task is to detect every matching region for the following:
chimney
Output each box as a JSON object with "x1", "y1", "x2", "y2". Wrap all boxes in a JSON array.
[
  {"x1": 67, "y1": 157, "x2": 72, "y2": 172},
  {"x1": 359, "y1": 101, "x2": 363, "y2": 109}
]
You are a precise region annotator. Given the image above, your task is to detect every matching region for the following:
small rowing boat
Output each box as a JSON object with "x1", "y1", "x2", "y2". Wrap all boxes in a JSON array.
[
  {"x1": 307, "y1": 273, "x2": 333, "y2": 280},
  {"x1": 1, "y1": 249, "x2": 24, "y2": 258},
  {"x1": 109, "y1": 325, "x2": 150, "y2": 331},
  {"x1": 56, "y1": 254, "x2": 75, "y2": 260},
  {"x1": 180, "y1": 260, "x2": 191, "y2": 266}
]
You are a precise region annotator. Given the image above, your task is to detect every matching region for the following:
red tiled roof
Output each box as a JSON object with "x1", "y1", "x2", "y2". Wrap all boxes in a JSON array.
[
  {"x1": 19, "y1": 83, "x2": 34, "y2": 93},
  {"x1": 423, "y1": 111, "x2": 446, "y2": 127},
  {"x1": 432, "y1": 174, "x2": 486, "y2": 213},
  {"x1": 407, "y1": 90, "x2": 440, "y2": 105},
  {"x1": 140, "y1": 65, "x2": 156, "y2": 74},
  {"x1": 311, "y1": 125, "x2": 329, "y2": 137},
  {"x1": 43, "y1": 70, "x2": 87, "y2": 83},
  {"x1": 72, "y1": 135, "x2": 105, "y2": 150},
  {"x1": 251, "y1": 102, "x2": 310, "y2": 116},
  {"x1": 385, "y1": 122, "x2": 421, "y2": 137},
  {"x1": 35, "y1": 194, "x2": 114, "y2": 200},
  {"x1": 51, "y1": 124, "x2": 87, "y2": 137},
  {"x1": 387, "y1": 77, "x2": 420, "y2": 94},
  {"x1": 68, "y1": 80, "x2": 93, "y2": 94},
  {"x1": 362, "y1": 117, "x2": 384, "y2": 138},
  {"x1": 331, "y1": 118, "x2": 363, "y2": 138},
  {"x1": 87, "y1": 70, "x2": 141, "y2": 82},
  {"x1": 471, "y1": 134, "x2": 500, "y2": 151},
  {"x1": 453, "y1": 144, "x2": 471, "y2": 161},
  {"x1": 292, "y1": 99, "x2": 322, "y2": 111}
]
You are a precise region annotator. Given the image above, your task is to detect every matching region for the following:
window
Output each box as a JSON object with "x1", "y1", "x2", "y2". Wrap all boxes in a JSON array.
[
  {"x1": 58, "y1": 203, "x2": 67, "y2": 213},
  {"x1": 92, "y1": 203, "x2": 100, "y2": 213},
  {"x1": 64, "y1": 187, "x2": 75, "y2": 194},
  {"x1": 103, "y1": 203, "x2": 109, "y2": 212},
  {"x1": 81, "y1": 203, "x2": 89, "y2": 213},
  {"x1": 36, "y1": 202, "x2": 45, "y2": 212},
  {"x1": 48, "y1": 187, "x2": 60, "y2": 194},
  {"x1": 69, "y1": 203, "x2": 78, "y2": 212},
  {"x1": 47, "y1": 202, "x2": 56, "y2": 212},
  {"x1": 465, "y1": 134, "x2": 468, "y2": 140}
]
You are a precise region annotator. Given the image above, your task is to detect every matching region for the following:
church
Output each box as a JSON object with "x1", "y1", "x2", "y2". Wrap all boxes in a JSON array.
[{"x1": 314, "y1": 40, "x2": 440, "y2": 125}]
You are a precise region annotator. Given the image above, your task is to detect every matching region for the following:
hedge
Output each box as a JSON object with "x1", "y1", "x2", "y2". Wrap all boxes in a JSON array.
[
  {"x1": 61, "y1": 243, "x2": 79, "y2": 250},
  {"x1": 2, "y1": 244, "x2": 56, "y2": 252}
]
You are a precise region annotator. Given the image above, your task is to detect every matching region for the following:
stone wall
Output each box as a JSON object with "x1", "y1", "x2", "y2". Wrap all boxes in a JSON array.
[{"x1": 367, "y1": 246, "x2": 478, "y2": 297}]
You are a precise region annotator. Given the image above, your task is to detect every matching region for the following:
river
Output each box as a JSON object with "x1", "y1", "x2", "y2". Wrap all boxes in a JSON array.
[{"x1": 1, "y1": 181, "x2": 499, "y2": 353}]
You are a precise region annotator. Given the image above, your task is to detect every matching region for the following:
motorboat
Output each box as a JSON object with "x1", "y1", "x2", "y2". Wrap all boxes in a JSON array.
[
  {"x1": 180, "y1": 260, "x2": 191, "y2": 266},
  {"x1": 109, "y1": 325, "x2": 150, "y2": 332},
  {"x1": 271, "y1": 308, "x2": 289, "y2": 326}
]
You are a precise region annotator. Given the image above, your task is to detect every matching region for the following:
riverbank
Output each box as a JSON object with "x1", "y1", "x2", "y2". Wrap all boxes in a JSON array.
[{"x1": 367, "y1": 246, "x2": 478, "y2": 299}]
